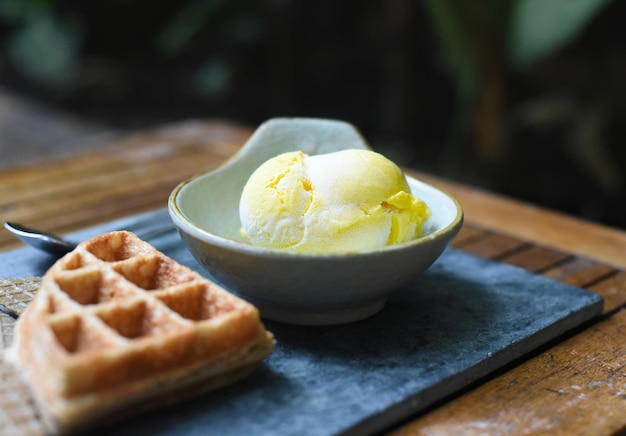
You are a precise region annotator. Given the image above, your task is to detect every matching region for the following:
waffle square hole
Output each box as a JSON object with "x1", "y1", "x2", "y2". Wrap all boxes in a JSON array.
[
  {"x1": 157, "y1": 283, "x2": 238, "y2": 321},
  {"x1": 96, "y1": 300, "x2": 186, "y2": 339},
  {"x1": 53, "y1": 269, "x2": 104, "y2": 305},
  {"x1": 40, "y1": 291, "x2": 73, "y2": 316},
  {"x1": 57, "y1": 252, "x2": 89, "y2": 271},
  {"x1": 54, "y1": 270, "x2": 139, "y2": 305},
  {"x1": 83, "y1": 232, "x2": 152, "y2": 262},
  {"x1": 113, "y1": 257, "x2": 197, "y2": 291},
  {"x1": 49, "y1": 314, "x2": 117, "y2": 354}
]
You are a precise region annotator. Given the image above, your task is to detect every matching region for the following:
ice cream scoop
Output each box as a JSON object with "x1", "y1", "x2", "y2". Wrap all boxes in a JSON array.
[
  {"x1": 239, "y1": 149, "x2": 431, "y2": 253},
  {"x1": 170, "y1": 117, "x2": 463, "y2": 325}
]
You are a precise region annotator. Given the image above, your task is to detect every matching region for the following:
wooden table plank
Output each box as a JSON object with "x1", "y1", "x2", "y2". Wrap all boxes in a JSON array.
[
  {"x1": 499, "y1": 246, "x2": 571, "y2": 273},
  {"x1": 450, "y1": 225, "x2": 490, "y2": 247},
  {"x1": 456, "y1": 233, "x2": 528, "y2": 259},
  {"x1": 0, "y1": 121, "x2": 250, "y2": 251},
  {"x1": 544, "y1": 258, "x2": 616, "y2": 288},
  {"x1": 416, "y1": 172, "x2": 626, "y2": 271},
  {"x1": 588, "y1": 272, "x2": 626, "y2": 314}
]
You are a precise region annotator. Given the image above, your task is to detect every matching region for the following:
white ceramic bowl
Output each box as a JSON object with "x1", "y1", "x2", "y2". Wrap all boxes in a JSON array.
[{"x1": 169, "y1": 118, "x2": 463, "y2": 325}]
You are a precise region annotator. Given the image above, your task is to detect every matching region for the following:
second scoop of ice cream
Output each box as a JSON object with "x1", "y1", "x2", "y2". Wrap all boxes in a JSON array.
[{"x1": 239, "y1": 149, "x2": 431, "y2": 253}]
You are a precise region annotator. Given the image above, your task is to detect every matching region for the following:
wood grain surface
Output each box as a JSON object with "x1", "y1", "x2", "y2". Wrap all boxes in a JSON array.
[{"x1": 1, "y1": 119, "x2": 626, "y2": 435}]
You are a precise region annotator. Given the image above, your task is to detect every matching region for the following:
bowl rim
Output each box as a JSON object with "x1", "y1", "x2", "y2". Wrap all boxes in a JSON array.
[{"x1": 168, "y1": 168, "x2": 464, "y2": 259}]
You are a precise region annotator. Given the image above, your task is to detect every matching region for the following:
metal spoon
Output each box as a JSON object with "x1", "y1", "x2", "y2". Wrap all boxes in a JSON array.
[{"x1": 4, "y1": 222, "x2": 176, "y2": 257}]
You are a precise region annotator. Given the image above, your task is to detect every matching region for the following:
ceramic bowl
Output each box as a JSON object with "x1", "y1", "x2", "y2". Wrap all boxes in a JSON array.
[{"x1": 169, "y1": 118, "x2": 463, "y2": 325}]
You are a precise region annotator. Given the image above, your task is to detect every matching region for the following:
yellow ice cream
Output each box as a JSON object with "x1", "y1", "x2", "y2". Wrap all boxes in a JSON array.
[{"x1": 239, "y1": 149, "x2": 431, "y2": 253}]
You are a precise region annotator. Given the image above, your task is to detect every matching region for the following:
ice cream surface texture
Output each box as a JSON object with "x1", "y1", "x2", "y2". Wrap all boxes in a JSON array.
[{"x1": 239, "y1": 149, "x2": 431, "y2": 253}]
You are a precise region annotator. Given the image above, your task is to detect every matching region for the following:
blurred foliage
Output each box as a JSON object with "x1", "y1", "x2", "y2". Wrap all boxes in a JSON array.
[
  {"x1": 426, "y1": 0, "x2": 612, "y2": 154},
  {"x1": 425, "y1": 0, "x2": 620, "y2": 198},
  {"x1": 510, "y1": 0, "x2": 613, "y2": 68},
  {"x1": 0, "y1": 0, "x2": 82, "y2": 88},
  {"x1": 0, "y1": 0, "x2": 625, "y2": 226},
  {"x1": 0, "y1": 0, "x2": 264, "y2": 98}
]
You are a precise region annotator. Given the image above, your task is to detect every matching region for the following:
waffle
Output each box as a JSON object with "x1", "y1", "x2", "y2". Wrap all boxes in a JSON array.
[{"x1": 6, "y1": 231, "x2": 275, "y2": 435}]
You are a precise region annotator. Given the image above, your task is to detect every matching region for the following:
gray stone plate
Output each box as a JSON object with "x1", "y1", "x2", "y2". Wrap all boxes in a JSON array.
[{"x1": 0, "y1": 209, "x2": 603, "y2": 435}]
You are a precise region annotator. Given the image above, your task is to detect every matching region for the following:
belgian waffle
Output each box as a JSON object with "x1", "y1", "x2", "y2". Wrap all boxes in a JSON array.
[{"x1": 6, "y1": 231, "x2": 274, "y2": 435}]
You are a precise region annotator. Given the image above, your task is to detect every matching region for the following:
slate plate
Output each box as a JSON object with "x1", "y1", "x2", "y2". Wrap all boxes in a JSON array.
[{"x1": 0, "y1": 209, "x2": 603, "y2": 435}]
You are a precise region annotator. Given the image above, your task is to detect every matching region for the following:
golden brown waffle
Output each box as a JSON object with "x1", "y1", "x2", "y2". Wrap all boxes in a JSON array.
[
  {"x1": 1, "y1": 308, "x2": 45, "y2": 435},
  {"x1": 6, "y1": 231, "x2": 274, "y2": 435},
  {"x1": 0, "y1": 352, "x2": 45, "y2": 436}
]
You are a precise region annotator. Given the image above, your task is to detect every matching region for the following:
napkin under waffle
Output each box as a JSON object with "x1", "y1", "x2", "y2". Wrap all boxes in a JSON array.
[{"x1": 6, "y1": 231, "x2": 275, "y2": 434}]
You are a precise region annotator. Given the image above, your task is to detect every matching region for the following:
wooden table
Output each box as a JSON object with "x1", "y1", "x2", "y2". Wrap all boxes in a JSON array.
[{"x1": 2, "y1": 120, "x2": 626, "y2": 435}]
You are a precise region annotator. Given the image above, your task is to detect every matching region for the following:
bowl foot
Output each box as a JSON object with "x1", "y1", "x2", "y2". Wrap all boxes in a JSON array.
[{"x1": 253, "y1": 297, "x2": 388, "y2": 326}]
